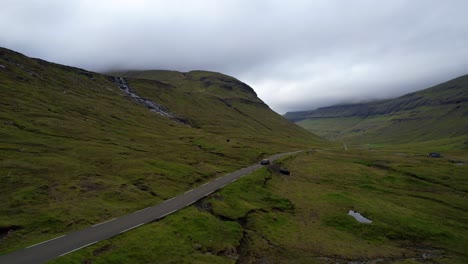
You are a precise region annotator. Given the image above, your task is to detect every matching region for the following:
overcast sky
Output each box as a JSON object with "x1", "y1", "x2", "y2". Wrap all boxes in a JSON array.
[{"x1": 1, "y1": 0, "x2": 467, "y2": 113}]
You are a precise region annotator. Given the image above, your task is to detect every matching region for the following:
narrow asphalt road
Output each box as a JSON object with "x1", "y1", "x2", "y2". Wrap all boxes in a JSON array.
[{"x1": 0, "y1": 150, "x2": 302, "y2": 264}]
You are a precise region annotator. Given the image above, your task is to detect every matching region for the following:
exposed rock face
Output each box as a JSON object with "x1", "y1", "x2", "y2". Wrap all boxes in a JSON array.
[{"x1": 113, "y1": 77, "x2": 187, "y2": 124}]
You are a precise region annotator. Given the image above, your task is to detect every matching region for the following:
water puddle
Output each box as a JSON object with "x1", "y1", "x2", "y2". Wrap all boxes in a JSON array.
[{"x1": 348, "y1": 210, "x2": 372, "y2": 223}]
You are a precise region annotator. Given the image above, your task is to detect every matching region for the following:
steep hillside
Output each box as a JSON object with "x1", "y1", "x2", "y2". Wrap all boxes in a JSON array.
[
  {"x1": 113, "y1": 69, "x2": 316, "y2": 142},
  {"x1": 285, "y1": 75, "x2": 468, "y2": 150},
  {"x1": 0, "y1": 47, "x2": 322, "y2": 254}
]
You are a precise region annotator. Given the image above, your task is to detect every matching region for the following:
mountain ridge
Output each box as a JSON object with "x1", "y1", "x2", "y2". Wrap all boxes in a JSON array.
[
  {"x1": 285, "y1": 74, "x2": 468, "y2": 147},
  {"x1": 285, "y1": 74, "x2": 468, "y2": 120}
]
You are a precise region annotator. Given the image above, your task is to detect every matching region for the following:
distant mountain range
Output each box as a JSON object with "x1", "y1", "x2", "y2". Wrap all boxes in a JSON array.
[{"x1": 285, "y1": 74, "x2": 468, "y2": 149}]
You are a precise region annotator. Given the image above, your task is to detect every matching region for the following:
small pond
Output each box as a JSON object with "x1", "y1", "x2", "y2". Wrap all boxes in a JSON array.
[{"x1": 348, "y1": 210, "x2": 372, "y2": 223}]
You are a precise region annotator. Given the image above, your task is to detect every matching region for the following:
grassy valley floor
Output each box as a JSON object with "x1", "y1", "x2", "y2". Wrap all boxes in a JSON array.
[{"x1": 50, "y1": 147, "x2": 468, "y2": 263}]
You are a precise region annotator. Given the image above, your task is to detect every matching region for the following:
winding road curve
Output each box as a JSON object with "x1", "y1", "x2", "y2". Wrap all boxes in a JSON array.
[{"x1": 0, "y1": 151, "x2": 302, "y2": 264}]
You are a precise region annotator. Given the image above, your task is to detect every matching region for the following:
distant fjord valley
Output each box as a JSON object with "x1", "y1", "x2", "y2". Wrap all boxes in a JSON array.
[
  {"x1": 1, "y1": 47, "x2": 467, "y2": 264},
  {"x1": 285, "y1": 75, "x2": 468, "y2": 153}
]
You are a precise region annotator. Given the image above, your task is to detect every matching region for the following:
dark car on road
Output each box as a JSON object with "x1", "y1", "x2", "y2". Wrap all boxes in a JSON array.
[{"x1": 260, "y1": 159, "x2": 270, "y2": 165}]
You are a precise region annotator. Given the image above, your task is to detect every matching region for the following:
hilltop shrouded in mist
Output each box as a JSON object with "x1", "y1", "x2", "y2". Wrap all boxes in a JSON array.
[
  {"x1": 1, "y1": 0, "x2": 468, "y2": 113},
  {"x1": 285, "y1": 74, "x2": 468, "y2": 147}
]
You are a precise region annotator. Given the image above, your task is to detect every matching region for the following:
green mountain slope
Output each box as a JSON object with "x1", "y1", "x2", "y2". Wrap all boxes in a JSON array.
[
  {"x1": 285, "y1": 75, "x2": 468, "y2": 150},
  {"x1": 0, "y1": 47, "x2": 322, "y2": 254},
  {"x1": 113, "y1": 69, "x2": 317, "y2": 142}
]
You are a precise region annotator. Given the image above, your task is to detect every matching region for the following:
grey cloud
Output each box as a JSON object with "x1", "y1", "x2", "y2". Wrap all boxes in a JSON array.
[{"x1": 1, "y1": 0, "x2": 467, "y2": 114}]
